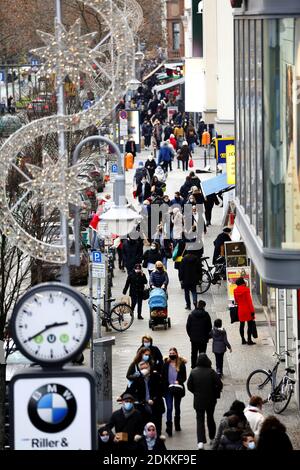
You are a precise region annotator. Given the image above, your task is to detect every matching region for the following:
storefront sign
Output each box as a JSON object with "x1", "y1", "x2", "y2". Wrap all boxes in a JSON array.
[
  {"x1": 225, "y1": 241, "x2": 248, "y2": 267},
  {"x1": 226, "y1": 266, "x2": 251, "y2": 301},
  {"x1": 167, "y1": 106, "x2": 178, "y2": 122},
  {"x1": 226, "y1": 145, "x2": 236, "y2": 184},
  {"x1": 215, "y1": 138, "x2": 235, "y2": 164}
]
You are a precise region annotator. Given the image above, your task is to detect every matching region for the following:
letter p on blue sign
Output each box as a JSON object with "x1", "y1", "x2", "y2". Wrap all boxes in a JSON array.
[{"x1": 92, "y1": 251, "x2": 102, "y2": 263}]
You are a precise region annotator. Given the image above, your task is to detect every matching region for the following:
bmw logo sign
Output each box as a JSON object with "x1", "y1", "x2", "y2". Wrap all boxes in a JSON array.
[{"x1": 28, "y1": 384, "x2": 77, "y2": 433}]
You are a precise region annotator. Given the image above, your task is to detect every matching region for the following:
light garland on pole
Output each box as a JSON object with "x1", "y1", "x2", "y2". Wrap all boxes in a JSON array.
[{"x1": 0, "y1": 0, "x2": 143, "y2": 264}]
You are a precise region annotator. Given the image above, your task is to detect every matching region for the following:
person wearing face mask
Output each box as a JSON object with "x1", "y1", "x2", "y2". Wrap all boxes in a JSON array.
[
  {"x1": 123, "y1": 263, "x2": 147, "y2": 319},
  {"x1": 137, "y1": 335, "x2": 163, "y2": 375},
  {"x1": 136, "y1": 176, "x2": 151, "y2": 204},
  {"x1": 145, "y1": 154, "x2": 157, "y2": 180},
  {"x1": 107, "y1": 393, "x2": 144, "y2": 450},
  {"x1": 162, "y1": 347, "x2": 187, "y2": 436},
  {"x1": 150, "y1": 261, "x2": 169, "y2": 290},
  {"x1": 134, "y1": 422, "x2": 167, "y2": 454},
  {"x1": 97, "y1": 426, "x2": 116, "y2": 453},
  {"x1": 128, "y1": 361, "x2": 165, "y2": 436},
  {"x1": 142, "y1": 242, "x2": 163, "y2": 276},
  {"x1": 126, "y1": 347, "x2": 154, "y2": 383},
  {"x1": 241, "y1": 431, "x2": 256, "y2": 450}
]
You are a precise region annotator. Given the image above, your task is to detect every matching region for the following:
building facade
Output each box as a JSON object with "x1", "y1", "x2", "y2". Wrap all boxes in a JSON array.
[
  {"x1": 166, "y1": 0, "x2": 185, "y2": 61},
  {"x1": 233, "y1": 0, "x2": 300, "y2": 407}
]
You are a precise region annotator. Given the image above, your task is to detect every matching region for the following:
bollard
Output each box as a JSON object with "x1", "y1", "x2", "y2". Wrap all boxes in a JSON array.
[{"x1": 93, "y1": 336, "x2": 115, "y2": 423}]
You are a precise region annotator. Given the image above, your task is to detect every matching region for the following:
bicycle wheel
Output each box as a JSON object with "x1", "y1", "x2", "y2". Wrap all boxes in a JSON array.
[
  {"x1": 246, "y1": 369, "x2": 272, "y2": 403},
  {"x1": 196, "y1": 270, "x2": 211, "y2": 294},
  {"x1": 273, "y1": 380, "x2": 293, "y2": 414},
  {"x1": 110, "y1": 303, "x2": 134, "y2": 332}
]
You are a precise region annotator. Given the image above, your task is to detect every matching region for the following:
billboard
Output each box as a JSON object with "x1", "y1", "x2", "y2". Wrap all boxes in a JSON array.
[
  {"x1": 185, "y1": 58, "x2": 204, "y2": 113},
  {"x1": 226, "y1": 266, "x2": 251, "y2": 301},
  {"x1": 215, "y1": 137, "x2": 235, "y2": 163}
]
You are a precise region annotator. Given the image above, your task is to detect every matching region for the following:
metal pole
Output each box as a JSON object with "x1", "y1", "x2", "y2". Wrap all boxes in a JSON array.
[
  {"x1": 56, "y1": 0, "x2": 70, "y2": 284},
  {"x1": 88, "y1": 257, "x2": 94, "y2": 368},
  {"x1": 96, "y1": 277, "x2": 102, "y2": 338}
]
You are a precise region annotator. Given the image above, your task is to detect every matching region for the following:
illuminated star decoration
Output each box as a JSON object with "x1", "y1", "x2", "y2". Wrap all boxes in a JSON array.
[
  {"x1": 19, "y1": 152, "x2": 88, "y2": 215},
  {"x1": 31, "y1": 18, "x2": 100, "y2": 86}
]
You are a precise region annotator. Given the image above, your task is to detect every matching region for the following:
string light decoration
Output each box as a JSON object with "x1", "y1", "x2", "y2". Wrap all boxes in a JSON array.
[
  {"x1": 19, "y1": 151, "x2": 88, "y2": 216},
  {"x1": 0, "y1": 0, "x2": 143, "y2": 264},
  {"x1": 31, "y1": 18, "x2": 100, "y2": 87}
]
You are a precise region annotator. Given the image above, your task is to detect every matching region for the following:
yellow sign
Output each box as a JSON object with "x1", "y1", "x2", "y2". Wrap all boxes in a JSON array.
[{"x1": 226, "y1": 144, "x2": 236, "y2": 185}]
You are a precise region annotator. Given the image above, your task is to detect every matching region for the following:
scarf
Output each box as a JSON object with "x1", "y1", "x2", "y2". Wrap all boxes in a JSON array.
[{"x1": 143, "y1": 422, "x2": 157, "y2": 450}]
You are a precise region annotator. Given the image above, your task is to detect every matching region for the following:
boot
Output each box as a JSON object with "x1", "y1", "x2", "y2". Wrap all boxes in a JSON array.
[
  {"x1": 174, "y1": 416, "x2": 181, "y2": 431},
  {"x1": 241, "y1": 338, "x2": 247, "y2": 345},
  {"x1": 166, "y1": 421, "x2": 173, "y2": 437}
]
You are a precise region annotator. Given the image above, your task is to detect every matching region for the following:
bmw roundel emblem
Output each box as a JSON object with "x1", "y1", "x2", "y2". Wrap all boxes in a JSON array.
[{"x1": 28, "y1": 384, "x2": 77, "y2": 433}]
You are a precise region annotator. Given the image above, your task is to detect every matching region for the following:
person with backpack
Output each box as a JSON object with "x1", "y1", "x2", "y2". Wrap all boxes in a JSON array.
[{"x1": 209, "y1": 318, "x2": 232, "y2": 378}]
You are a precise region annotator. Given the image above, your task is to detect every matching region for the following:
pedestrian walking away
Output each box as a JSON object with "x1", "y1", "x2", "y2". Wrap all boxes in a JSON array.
[
  {"x1": 186, "y1": 300, "x2": 212, "y2": 368},
  {"x1": 187, "y1": 353, "x2": 223, "y2": 449},
  {"x1": 209, "y1": 318, "x2": 232, "y2": 378},
  {"x1": 123, "y1": 263, "x2": 147, "y2": 319},
  {"x1": 179, "y1": 251, "x2": 201, "y2": 310},
  {"x1": 162, "y1": 347, "x2": 187, "y2": 436},
  {"x1": 233, "y1": 277, "x2": 256, "y2": 345}
]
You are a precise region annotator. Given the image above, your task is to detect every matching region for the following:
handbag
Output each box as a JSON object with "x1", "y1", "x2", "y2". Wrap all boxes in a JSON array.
[
  {"x1": 172, "y1": 244, "x2": 179, "y2": 261},
  {"x1": 168, "y1": 384, "x2": 185, "y2": 398},
  {"x1": 251, "y1": 319, "x2": 258, "y2": 339},
  {"x1": 229, "y1": 304, "x2": 239, "y2": 323},
  {"x1": 189, "y1": 159, "x2": 194, "y2": 168},
  {"x1": 142, "y1": 287, "x2": 150, "y2": 300}
]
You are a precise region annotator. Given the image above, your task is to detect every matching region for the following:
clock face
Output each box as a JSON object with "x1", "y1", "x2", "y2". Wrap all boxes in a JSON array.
[{"x1": 10, "y1": 283, "x2": 92, "y2": 366}]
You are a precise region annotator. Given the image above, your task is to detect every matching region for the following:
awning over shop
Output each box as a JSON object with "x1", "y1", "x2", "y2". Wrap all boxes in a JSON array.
[
  {"x1": 142, "y1": 63, "x2": 164, "y2": 82},
  {"x1": 201, "y1": 173, "x2": 235, "y2": 197},
  {"x1": 152, "y1": 77, "x2": 185, "y2": 93}
]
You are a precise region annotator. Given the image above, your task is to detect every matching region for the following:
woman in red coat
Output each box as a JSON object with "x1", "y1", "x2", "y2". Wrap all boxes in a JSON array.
[{"x1": 233, "y1": 277, "x2": 256, "y2": 346}]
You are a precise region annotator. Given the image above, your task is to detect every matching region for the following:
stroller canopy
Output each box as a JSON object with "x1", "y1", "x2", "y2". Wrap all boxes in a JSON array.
[{"x1": 149, "y1": 288, "x2": 167, "y2": 308}]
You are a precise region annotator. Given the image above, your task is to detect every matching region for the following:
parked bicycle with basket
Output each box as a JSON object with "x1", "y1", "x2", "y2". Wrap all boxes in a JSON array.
[{"x1": 246, "y1": 351, "x2": 295, "y2": 414}]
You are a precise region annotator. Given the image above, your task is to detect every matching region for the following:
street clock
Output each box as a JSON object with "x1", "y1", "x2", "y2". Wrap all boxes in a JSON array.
[{"x1": 10, "y1": 283, "x2": 92, "y2": 367}]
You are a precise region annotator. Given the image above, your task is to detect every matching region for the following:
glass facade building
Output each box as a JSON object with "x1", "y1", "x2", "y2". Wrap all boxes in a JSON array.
[{"x1": 234, "y1": 2, "x2": 300, "y2": 287}]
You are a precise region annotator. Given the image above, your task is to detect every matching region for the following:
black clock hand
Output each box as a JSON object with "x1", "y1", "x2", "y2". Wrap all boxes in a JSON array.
[{"x1": 25, "y1": 322, "x2": 69, "y2": 343}]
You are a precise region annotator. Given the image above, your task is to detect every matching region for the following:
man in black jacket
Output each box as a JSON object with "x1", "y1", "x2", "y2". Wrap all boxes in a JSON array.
[
  {"x1": 187, "y1": 353, "x2": 223, "y2": 449},
  {"x1": 179, "y1": 251, "x2": 201, "y2": 310},
  {"x1": 186, "y1": 300, "x2": 212, "y2": 368}
]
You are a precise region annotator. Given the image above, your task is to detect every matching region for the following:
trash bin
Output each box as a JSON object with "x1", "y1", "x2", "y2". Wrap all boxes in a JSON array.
[{"x1": 124, "y1": 152, "x2": 134, "y2": 170}]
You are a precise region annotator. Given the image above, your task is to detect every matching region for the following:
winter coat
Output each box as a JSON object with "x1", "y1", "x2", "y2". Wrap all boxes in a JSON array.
[
  {"x1": 213, "y1": 412, "x2": 251, "y2": 450},
  {"x1": 158, "y1": 145, "x2": 173, "y2": 164},
  {"x1": 150, "y1": 270, "x2": 169, "y2": 288},
  {"x1": 107, "y1": 408, "x2": 144, "y2": 443},
  {"x1": 161, "y1": 357, "x2": 187, "y2": 396},
  {"x1": 218, "y1": 428, "x2": 243, "y2": 450},
  {"x1": 187, "y1": 354, "x2": 223, "y2": 409},
  {"x1": 190, "y1": 175, "x2": 201, "y2": 189},
  {"x1": 164, "y1": 125, "x2": 173, "y2": 140},
  {"x1": 142, "y1": 122, "x2": 153, "y2": 137},
  {"x1": 145, "y1": 159, "x2": 157, "y2": 178},
  {"x1": 170, "y1": 196, "x2": 184, "y2": 208},
  {"x1": 125, "y1": 140, "x2": 137, "y2": 157},
  {"x1": 209, "y1": 327, "x2": 231, "y2": 354},
  {"x1": 212, "y1": 232, "x2": 231, "y2": 264},
  {"x1": 186, "y1": 309, "x2": 212, "y2": 344},
  {"x1": 143, "y1": 248, "x2": 163, "y2": 267},
  {"x1": 123, "y1": 271, "x2": 147, "y2": 297},
  {"x1": 169, "y1": 136, "x2": 177, "y2": 150},
  {"x1": 122, "y1": 239, "x2": 143, "y2": 272},
  {"x1": 178, "y1": 145, "x2": 192, "y2": 162},
  {"x1": 256, "y1": 429, "x2": 293, "y2": 451},
  {"x1": 135, "y1": 435, "x2": 167, "y2": 453},
  {"x1": 127, "y1": 373, "x2": 165, "y2": 415},
  {"x1": 137, "y1": 345, "x2": 163, "y2": 374},
  {"x1": 134, "y1": 167, "x2": 148, "y2": 186},
  {"x1": 171, "y1": 209, "x2": 184, "y2": 239},
  {"x1": 180, "y1": 180, "x2": 193, "y2": 200},
  {"x1": 179, "y1": 253, "x2": 201, "y2": 288},
  {"x1": 233, "y1": 285, "x2": 255, "y2": 322},
  {"x1": 174, "y1": 126, "x2": 184, "y2": 139},
  {"x1": 243, "y1": 406, "x2": 265, "y2": 438}
]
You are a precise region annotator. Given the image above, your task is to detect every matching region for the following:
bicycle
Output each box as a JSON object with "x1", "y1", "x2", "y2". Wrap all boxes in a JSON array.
[
  {"x1": 81, "y1": 293, "x2": 134, "y2": 332},
  {"x1": 196, "y1": 256, "x2": 226, "y2": 294},
  {"x1": 246, "y1": 351, "x2": 295, "y2": 414}
]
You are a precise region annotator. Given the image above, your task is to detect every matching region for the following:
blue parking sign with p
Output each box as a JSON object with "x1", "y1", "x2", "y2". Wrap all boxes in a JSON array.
[
  {"x1": 92, "y1": 251, "x2": 102, "y2": 263},
  {"x1": 111, "y1": 164, "x2": 118, "y2": 173}
]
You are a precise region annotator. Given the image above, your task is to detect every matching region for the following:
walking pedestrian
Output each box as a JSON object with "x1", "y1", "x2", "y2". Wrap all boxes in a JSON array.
[
  {"x1": 162, "y1": 347, "x2": 187, "y2": 436},
  {"x1": 143, "y1": 242, "x2": 163, "y2": 276},
  {"x1": 137, "y1": 335, "x2": 163, "y2": 375},
  {"x1": 204, "y1": 193, "x2": 220, "y2": 227},
  {"x1": 134, "y1": 422, "x2": 167, "y2": 453},
  {"x1": 150, "y1": 261, "x2": 169, "y2": 289},
  {"x1": 178, "y1": 141, "x2": 192, "y2": 171},
  {"x1": 126, "y1": 347, "x2": 154, "y2": 383},
  {"x1": 125, "y1": 135, "x2": 137, "y2": 159},
  {"x1": 98, "y1": 426, "x2": 116, "y2": 454},
  {"x1": 187, "y1": 353, "x2": 223, "y2": 449},
  {"x1": 209, "y1": 318, "x2": 232, "y2": 378},
  {"x1": 123, "y1": 263, "x2": 147, "y2": 319},
  {"x1": 179, "y1": 251, "x2": 201, "y2": 310},
  {"x1": 141, "y1": 119, "x2": 152, "y2": 149},
  {"x1": 234, "y1": 277, "x2": 256, "y2": 345},
  {"x1": 186, "y1": 300, "x2": 212, "y2": 368},
  {"x1": 122, "y1": 237, "x2": 143, "y2": 274},
  {"x1": 212, "y1": 400, "x2": 251, "y2": 450},
  {"x1": 145, "y1": 154, "x2": 157, "y2": 180},
  {"x1": 256, "y1": 416, "x2": 293, "y2": 451},
  {"x1": 136, "y1": 176, "x2": 151, "y2": 204},
  {"x1": 243, "y1": 396, "x2": 265, "y2": 438}
]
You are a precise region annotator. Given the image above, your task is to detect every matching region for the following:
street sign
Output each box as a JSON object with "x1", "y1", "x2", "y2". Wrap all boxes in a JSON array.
[
  {"x1": 92, "y1": 251, "x2": 102, "y2": 263},
  {"x1": 215, "y1": 137, "x2": 235, "y2": 163},
  {"x1": 110, "y1": 163, "x2": 118, "y2": 182},
  {"x1": 119, "y1": 110, "x2": 128, "y2": 120},
  {"x1": 10, "y1": 369, "x2": 97, "y2": 450},
  {"x1": 92, "y1": 262, "x2": 106, "y2": 279},
  {"x1": 0, "y1": 71, "x2": 5, "y2": 82}
]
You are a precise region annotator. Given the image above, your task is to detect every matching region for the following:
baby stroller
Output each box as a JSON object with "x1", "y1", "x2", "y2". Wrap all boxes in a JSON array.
[{"x1": 148, "y1": 287, "x2": 171, "y2": 330}]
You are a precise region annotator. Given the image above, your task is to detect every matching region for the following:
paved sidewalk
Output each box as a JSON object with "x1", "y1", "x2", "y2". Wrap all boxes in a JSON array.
[{"x1": 99, "y1": 147, "x2": 300, "y2": 450}]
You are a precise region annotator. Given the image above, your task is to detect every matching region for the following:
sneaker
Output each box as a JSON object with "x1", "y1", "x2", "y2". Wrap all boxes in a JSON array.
[{"x1": 197, "y1": 442, "x2": 204, "y2": 450}]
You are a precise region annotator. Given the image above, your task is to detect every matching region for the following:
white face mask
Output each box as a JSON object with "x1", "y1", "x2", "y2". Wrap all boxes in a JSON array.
[
  {"x1": 100, "y1": 435, "x2": 110, "y2": 443},
  {"x1": 140, "y1": 368, "x2": 150, "y2": 376},
  {"x1": 248, "y1": 441, "x2": 256, "y2": 450}
]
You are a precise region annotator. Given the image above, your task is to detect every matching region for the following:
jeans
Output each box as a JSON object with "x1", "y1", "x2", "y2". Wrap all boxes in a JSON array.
[
  {"x1": 191, "y1": 342, "x2": 207, "y2": 369},
  {"x1": 239, "y1": 320, "x2": 254, "y2": 341},
  {"x1": 214, "y1": 352, "x2": 224, "y2": 375},
  {"x1": 131, "y1": 293, "x2": 143, "y2": 318},
  {"x1": 184, "y1": 287, "x2": 197, "y2": 309},
  {"x1": 196, "y1": 404, "x2": 216, "y2": 443},
  {"x1": 144, "y1": 135, "x2": 151, "y2": 147},
  {"x1": 165, "y1": 391, "x2": 182, "y2": 422}
]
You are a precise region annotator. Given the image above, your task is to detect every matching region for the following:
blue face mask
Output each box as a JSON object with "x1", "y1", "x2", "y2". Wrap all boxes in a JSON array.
[
  {"x1": 248, "y1": 441, "x2": 256, "y2": 450},
  {"x1": 143, "y1": 342, "x2": 151, "y2": 348},
  {"x1": 142, "y1": 354, "x2": 150, "y2": 362},
  {"x1": 123, "y1": 402, "x2": 133, "y2": 412}
]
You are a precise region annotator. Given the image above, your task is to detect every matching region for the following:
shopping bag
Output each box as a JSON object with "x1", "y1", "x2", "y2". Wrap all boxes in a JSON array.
[
  {"x1": 172, "y1": 244, "x2": 179, "y2": 261},
  {"x1": 229, "y1": 304, "x2": 239, "y2": 323},
  {"x1": 142, "y1": 288, "x2": 150, "y2": 300},
  {"x1": 189, "y1": 159, "x2": 194, "y2": 168},
  {"x1": 252, "y1": 320, "x2": 258, "y2": 339}
]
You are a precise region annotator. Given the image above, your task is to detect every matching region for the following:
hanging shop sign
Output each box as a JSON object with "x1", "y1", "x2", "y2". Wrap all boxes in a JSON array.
[
  {"x1": 226, "y1": 144, "x2": 236, "y2": 184},
  {"x1": 215, "y1": 137, "x2": 235, "y2": 164}
]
